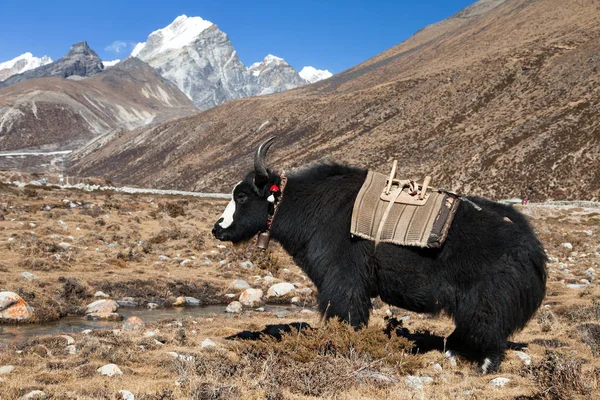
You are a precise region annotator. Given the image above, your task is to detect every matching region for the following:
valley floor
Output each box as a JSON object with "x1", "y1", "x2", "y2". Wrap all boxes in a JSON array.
[{"x1": 0, "y1": 183, "x2": 598, "y2": 399}]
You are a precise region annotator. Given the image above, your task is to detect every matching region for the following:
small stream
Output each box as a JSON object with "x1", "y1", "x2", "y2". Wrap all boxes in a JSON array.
[{"x1": 0, "y1": 304, "x2": 297, "y2": 345}]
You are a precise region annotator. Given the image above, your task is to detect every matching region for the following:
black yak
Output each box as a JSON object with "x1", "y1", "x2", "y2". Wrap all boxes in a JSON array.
[{"x1": 212, "y1": 137, "x2": 547, "y2": 373}]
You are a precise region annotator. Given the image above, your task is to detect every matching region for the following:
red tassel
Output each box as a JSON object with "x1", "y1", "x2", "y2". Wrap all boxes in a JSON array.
[{"x1": 269, "y1": 185, "x2": 279, "y2": 192}]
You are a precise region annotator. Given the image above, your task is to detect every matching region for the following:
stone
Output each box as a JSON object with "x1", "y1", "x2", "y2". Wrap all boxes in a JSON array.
[
  {"x1": 431, "y1": 363, "x2": 443, "y2": 373},
  {"x1": 86, "y1": 299, "x2": 119, "y2": 314},
  {"x1": 98, "y1": 363, "x2": 123, "y2": 377},
  {"x1": 66, "y1": 345, "x2": 77, "y2": 355},
  {"x1": 19, "y1": 390, "x2": 47, "y2": 400},
  {"x1": 584, "y1": 268, "x2": 595, "y2": 280},
  {"x1": 117, "y1": 300, "x2": 138, "y2": 307},
  {"x1": 59, "y1": 335, "x2": 75, "y2": 345},
  {"x1": 0, "y1": 291, "x2": 33, "y2": 322},
  {"x1": 267, "y1": 282, "x2": 296, "y2": 298},
  {"x1": 405, "y1": 375, "x2": 424, "y2": 390},
  {"x1": 123, "y1": 316, "x2": 145, "y2": 331},
  {"x1": 119, "y1": 390, "x2": 135, "y2": 400},
  {"x1": 239, "y1": 288, "x2": 264, "y2": 307},
  {"x1": 567, "y1": 284, "x2": 588, "y2": 289},
  {"x1": 57, "y1": 242, "x2": 71, "y2": 248},
  {"x1": 87, "y1": 312, "x2": 122, "y2": 321},
  {"x1": 224, "y1": 293, "x2": 236, "y2": 298},
  {"x1": 94, "y1": 291, "x2": 109, "y2": 298},
  {"x1": 199, "y1": 260, "x2": 212, "y2": 266},
  {"x1": 226, "y1": 301, "x2": 243, "y2": 313},
  {"x1": 240, "y1": 261, "x2": 254, "y2": 270},
  {"x1": 21, "y1": 271, "x2": 37, "y2": 280},
  {"x1": 230, "y1": 279, "x2": 250, "y2": 291},
  {"x1": 0, "y1": 365, "x2": 15, "y2": 374},
  {"x1": 173, "y1": 296, "x2": 201, "y2": 306},
  {"x1": 147, "y1": 303, "x2": 159, "y2": 309},
  {"x1": 489, "y1": 377, "x2": 512, "y2": 387},
  {"x1": 166, "y1": 351, "x2": 194, "y2": 362},
  {"x1": 201, "y1": 338, "x2": 216, "y2": 348},
  {"x1": 354, "y1": 369, "x2": 399, "y2": 383},
  {"x1": 143, "y1": 329, "x2": 159, "y2": 337},
  {"x1": 297, "y1": 287, "x2": 313, "y2": 295},
  {"x1": 421, "y1": 376, "x2": 434, "y2": 385},
  {"x1": 291, "y1": 296, "x2": 301, "y2": 304},
  {"x1": 515, "y1": 351, "x2": 531, "y2": 366},
  {"x1": 180, "y1": 259, "x2": 192, "y2": 267},
  {"x1": 561, "y1": 242, "x2": 573, "y2": 250}
]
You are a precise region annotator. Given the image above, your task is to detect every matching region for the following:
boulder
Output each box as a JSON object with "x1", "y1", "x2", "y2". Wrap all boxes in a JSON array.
[
  {"x1": 229, "y1": 280, "x2": 250, "y2": 291},
  {"x1": 0, "y1": 291, "x2": 33, "y2": 322},
  {"x1": 85, "y1": 299, "x2": 119, "y2": 314},
  {"x1": 239, "y1": 261, "x2": 254, "y2": 270},
  {"x1": 87, "y1": 312, "x2": 122, "y2": 321},
  {"x1": 21, "y1": 272, "x2": 37, "y2": 281},
  {"x1": 239, "y1": 289, "x2": 264, "y2": 307},
  {"x1": 119, "y1": 390, "x2": 135, "y2": 400},
  {"x1": 59, "y1": 335, "x2": 75, "y2": 345},
  {"x1": 0, "y1": 365, "x2": 15, "y2": 375},
  {"x1": 19, "y1": 390, "x2": 47, "y2": 400},
  {"x1": 147, "y1": 303, "x2": 159, "y2": 309},
  {"x1": 173, "y1": 296, "x2": 201, "y2": 306},
  {"x1": 489, "y1": 377, "x2": 511, "y2": 387},
  {"x1": 267, "y1": 282, "x2": 295, "y2": 298},
  {"x1": 226, "y1": 301, "x2": 243, "y2": 313},
  {"x1": 97, "y1": 363, "x2": 123, "y2": 377},
  {"x1": 123, "y1": 316, "x2": 145, "y2": 331},
  {"x1": 201, "y1": 338, "x2": 217, "y2": 348}
]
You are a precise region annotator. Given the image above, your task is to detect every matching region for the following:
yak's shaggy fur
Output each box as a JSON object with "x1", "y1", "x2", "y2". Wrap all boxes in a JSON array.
[{"x1": 213, "y1": 162, "x2": 547, "y2": 373}]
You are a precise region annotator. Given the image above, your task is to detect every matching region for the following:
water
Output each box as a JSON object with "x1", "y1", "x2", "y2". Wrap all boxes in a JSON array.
[{"x1": 0, "y1": 304, "x2": 297, "y2": 345}]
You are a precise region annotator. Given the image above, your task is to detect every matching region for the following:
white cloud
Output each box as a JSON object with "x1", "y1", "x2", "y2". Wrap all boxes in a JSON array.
[{"x1": 105, "y1": 40, "x2": 134, "y2": 54}]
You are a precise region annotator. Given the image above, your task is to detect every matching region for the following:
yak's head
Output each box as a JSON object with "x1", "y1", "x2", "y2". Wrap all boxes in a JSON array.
[{"x1": 212, "y1": 137, "x2": 281, "y2": 243}]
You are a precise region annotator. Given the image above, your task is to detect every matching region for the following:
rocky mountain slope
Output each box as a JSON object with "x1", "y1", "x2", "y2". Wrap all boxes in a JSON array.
[
  {"x1": 0, "y1": 52, "x2": 52, "y2": 82},
  {"x1": 70, "y1": 0, "x2": 600, "y2": 201},
  {"x1": 0, "y1": 57, "x2": 196, "y2": 151},
  {"x1": 0, "y1": 42, "x2": 103, "y2": 88},
  {"x1": 131, "y1": 15, "x2": 329, "y2": 110}
]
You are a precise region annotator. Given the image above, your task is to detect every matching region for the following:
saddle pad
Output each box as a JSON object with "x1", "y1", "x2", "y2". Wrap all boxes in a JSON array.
[{"x1": 351, "y1": 171, "x2": 460, "y2": 248}]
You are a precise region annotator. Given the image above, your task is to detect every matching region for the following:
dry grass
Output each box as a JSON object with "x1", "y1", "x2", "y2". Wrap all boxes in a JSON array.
[{"x1": 0, "y1": 186, "x2": 599, "y2": 399}]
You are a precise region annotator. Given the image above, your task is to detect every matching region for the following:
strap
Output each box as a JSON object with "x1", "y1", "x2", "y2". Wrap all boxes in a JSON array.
[{"x1": 375, "y1": 187, "x2": 403, "y2": 246}]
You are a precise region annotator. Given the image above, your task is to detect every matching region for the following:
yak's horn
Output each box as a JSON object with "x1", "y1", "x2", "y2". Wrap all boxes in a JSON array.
[{"x1": 254, "y1": 136, "x2": 276, "y2": 177}]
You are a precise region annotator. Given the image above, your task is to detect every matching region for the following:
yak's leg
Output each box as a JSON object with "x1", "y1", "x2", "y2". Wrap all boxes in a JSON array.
[
  {"x1": 317, "y1": 259, "x2": 372, "y2": 329},
  {"x1": 451, "y1": 293, "x2": 509, "y2": 374}
]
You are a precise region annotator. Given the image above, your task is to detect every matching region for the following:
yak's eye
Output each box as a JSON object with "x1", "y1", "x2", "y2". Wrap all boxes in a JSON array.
[{"x1": 235, "y1": 192, "x2": 248, "y2": 204}]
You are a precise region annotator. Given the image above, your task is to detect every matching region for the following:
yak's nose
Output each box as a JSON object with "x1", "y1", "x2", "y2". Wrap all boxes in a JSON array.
[{"x1": 212, "y1": 219, "x2": 224, "y2": 238}]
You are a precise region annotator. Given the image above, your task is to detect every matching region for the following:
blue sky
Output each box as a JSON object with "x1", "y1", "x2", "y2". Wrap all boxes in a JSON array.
[{"x1": 0, "y1": 0, "x2": 475, "y2": 74}]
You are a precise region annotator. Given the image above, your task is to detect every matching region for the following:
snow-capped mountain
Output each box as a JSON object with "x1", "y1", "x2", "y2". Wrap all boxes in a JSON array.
[
  {"x1": 0, "y1": 42, "x2": 103, "y2": 88},
  {"x1": 299, "y1": 66, "x2": 333, "y2": 83},
  {"x1": 131, "y1": 15, "x2": 328, "y2": 110},
  {"x1": 0, "y1": 52, "x2": 52, "y2": 82},
  {"x1": 103, "y1": 59, "x2": 121, "y2": 68}
]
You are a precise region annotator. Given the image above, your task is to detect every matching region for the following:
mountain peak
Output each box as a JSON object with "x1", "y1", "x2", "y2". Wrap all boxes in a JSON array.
[
  {"x1": 299, "y1": 66, "x2": 333, "y2": 83},
  {"x1": 0, "y1": 52, "x2": 53, "y2": 81},
  {"x1": 131, "y1": 15, "x2": 214, "y2": 58}
]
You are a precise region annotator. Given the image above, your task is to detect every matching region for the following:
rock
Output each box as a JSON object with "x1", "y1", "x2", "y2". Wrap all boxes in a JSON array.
[
  {"x1": 143, "y1": 329, "x2": 159, "y2": 337},
  {"x1": 201, "y1": 338, "x2": 216, "y2": 348},
  {"x1": 123, "y1": 316, "x2": 145, "y2": 331},
  {"x1": 431, "y1": 363, "x2": 443, "y2": 373},
  {"x1": 515, "y1": 351, "x2": 531, "y2": 366},
  {"x1": 94, "y1": 291, "x2": 109, "y2": 298},
  {"x1": 267, "y1": 282, "x2": 296, "y2": 298},
  {"x1": 226, "y1": 301, "x2": 243, "y2": 313},
  {"x1": 584, "y1": 268, "x2": 595, "y2": 280},
  {"x1": 421, "y1": 376, "x2": 434, "y2": 385},
  {"x1": 59, "y1": 335, "x2": 75, "y2": 345},
  {"x1": 147, "y1": 302, "x2": 159, "y2": 309},
  {"x1": 230, "y1": 279, "x2": 250, "y2": 291},
  {"x1": 0, "y1": 365, "x2": 15, "y2": 374},
  {"x1": 166, "y1": 351, "x2": 194, "y2": 362},
  {"x1": 86, "y1": 299, "x2": 119, "y2": 314},
  {"x1": 98, "y1": 363, "x2": 123, "y2": 377},
  {"x1": 297, "y1": 287, "x2": 313, "y2": 295},
  {"x1": 239, "y1": 288, "x2": 264, "y2": 307},
  {"x1": 0, "y1": 291, "x2": 33, "y2": 322},
  {"x1": 354, "y1": 369, "x2": 399, "y2": 383},
  {"x1": 489, "y1": 377, "x2": 511, "y2": 387},
  {"x1": 66, "y1": 345, "x2": 77, "y2": 355},
  {"x1": 263, "y1": 276, "x2": 275, "y2": 284},
  {"x1": 57, "y1": 242, "x2": 71, "y2": 248},
  {"x1": 199, "y1": 260, "x2": 212, "y2": 266},
  {"x1": 224, "y1": 293, "x2": 237, "y2": 298},
  {"x1": 87, "y1": 312, "x2": 122, "y2": 321},
  {"x1": 117, "y1": 300, "x2": 138, "y2": 307},
  {"x1": 180, "y1": 259, "x2": 192, "y2": 267},
  {"x1": 405, "y1": 375, "x2": 424, "y2": 390},
  {"x1": 567, "y1": 284, "x2": 588, "y2": 289},
  {"x1": 173, "y1": 296, "x2": 201, "y2": 306},
  {"x1": 291, "y1": 296, "x2": 301, "y2": 305},
  {"x1": 240, "y1": 261, "x2": 254, "y2": 270},
  {"x1": 21, "y1": 271, "x2": 37, "y2": 280},
  {"x1": 561, "y1": 242, "x2": 573, "y2": 250},
  {"x1": 580, "y1": 279, "x2": 591, "y2": 285},
  {"x1": 19, "y1": 390, "x2": 47, "y2": 400},
  {"x1": 119, "y1": 390, "x2": 135, "y2": 400}
]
